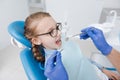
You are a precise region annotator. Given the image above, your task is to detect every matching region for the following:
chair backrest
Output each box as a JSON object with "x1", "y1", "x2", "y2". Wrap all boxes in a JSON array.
[{"x1": 8, "y1": 21, "x2": 47, "y2": 80}]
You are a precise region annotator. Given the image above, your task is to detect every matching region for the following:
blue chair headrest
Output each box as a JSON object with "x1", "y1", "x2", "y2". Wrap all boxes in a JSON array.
[{"x1": 8, "y1": 21, "x2": 32, "y2": 48}]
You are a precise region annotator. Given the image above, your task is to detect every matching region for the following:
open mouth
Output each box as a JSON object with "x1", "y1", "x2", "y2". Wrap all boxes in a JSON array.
[{"x1": 56, "y1": 39, "x2": 61, "y2": 45}]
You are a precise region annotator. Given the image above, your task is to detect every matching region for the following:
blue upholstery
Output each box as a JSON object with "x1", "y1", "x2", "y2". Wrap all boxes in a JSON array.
[
  {"x1": 8, "y1": 21, "x2": 47, "y2": 80},
  {"x1": 21, "y1": 48, "x2": 46, "y2": 80},
  {"x1": 8, "y1": 21, "x2": 31, "y2": 48}
]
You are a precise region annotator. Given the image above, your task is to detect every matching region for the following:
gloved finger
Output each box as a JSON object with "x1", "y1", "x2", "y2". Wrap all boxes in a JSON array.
[
  {"x1": 90, "y1": 27, "x2": 105, "y2": 39},
  {"x1": 85, "y1": 28, "x2": 96, "y2": 39},
  {"x1": 92, "y1": 27, "x2": 103, "y2": 34},
  {"x1": 81, "y1": 27, "x2": 94, "y2": 32},
  {"x1": 45, "y1": 51, "x2": 57, "y2": 70},
  {"x1": 56, "y1": 51, "x2": 62, "y2": 65},
  {"x1": 44, "y1": 52, "x2": 57, "y2": 77},
  {"x1": 80, "y1": 32, "x2": 89, "y2": 39},
  {"x1": 81, "y1": 27, "x2": 95, "y2": 39}
]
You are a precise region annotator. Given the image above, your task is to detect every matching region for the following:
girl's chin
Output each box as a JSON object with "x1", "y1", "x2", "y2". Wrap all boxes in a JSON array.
[
  {"x1": 57, "y1": 44, "x2": 62, "y2": 48},
  {"x1": 55, "y1": 43, "x2": 62, "y2": 50}
]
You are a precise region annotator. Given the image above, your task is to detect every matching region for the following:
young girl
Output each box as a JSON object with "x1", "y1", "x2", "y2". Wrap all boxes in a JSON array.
[
  {"x1": 24, "y1": 12, "x2": 119, "y2": 80},
  {"x1": 24, "y1": 12, "x2": 62, "y2": 62}
]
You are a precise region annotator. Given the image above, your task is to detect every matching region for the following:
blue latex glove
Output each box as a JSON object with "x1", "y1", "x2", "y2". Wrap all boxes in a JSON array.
[
  {"x1": 44, "y1": 51, "x2": 68, "y2": 80},
  {"x1": 80, "y1": 27, "x2": 112, "y2": 55}
]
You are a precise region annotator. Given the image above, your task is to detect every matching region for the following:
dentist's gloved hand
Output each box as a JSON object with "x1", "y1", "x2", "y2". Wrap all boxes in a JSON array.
[
  {"x1": 80, "y1": 27, "x2": 112, "y2": 55},
  {"x1": 44, "y1": 51, "x2": 68, "y2": 80}
]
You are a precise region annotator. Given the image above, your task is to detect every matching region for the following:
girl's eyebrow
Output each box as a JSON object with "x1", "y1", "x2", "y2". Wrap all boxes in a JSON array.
[
  {"x1": 47, "y1": 25, "x2": 56, "y2": 32},
  {"x1": 48, "y1": 27, "x2": 54, "y2": 31}
]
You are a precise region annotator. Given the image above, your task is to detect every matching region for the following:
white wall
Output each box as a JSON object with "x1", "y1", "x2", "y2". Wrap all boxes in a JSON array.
[
  {"x1": 46, "y1": 0, "x2": 104, "y2": 35},
  {"x1": 0, "y1": 0, "x2": 29, "y2": 50},
  {"x1": 45, "y1": 0, "x2": 68, "y2": 23},
  {"x1": 103, "y1": 0, "x2": 120, "y2": 8}
]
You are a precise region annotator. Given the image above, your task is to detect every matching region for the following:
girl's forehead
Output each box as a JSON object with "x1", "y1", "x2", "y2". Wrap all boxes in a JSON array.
[
  {"x1": 36, "y1": 17, "x2": 56, "y2": 33},
  {"x1": 38, "y1": 17, "x2": 56, "y2": 26}
]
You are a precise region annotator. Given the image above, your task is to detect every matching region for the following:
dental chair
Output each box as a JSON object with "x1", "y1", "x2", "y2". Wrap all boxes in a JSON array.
[{"x1": 8, "y1": 21, "x2": 47, "y2": 80}]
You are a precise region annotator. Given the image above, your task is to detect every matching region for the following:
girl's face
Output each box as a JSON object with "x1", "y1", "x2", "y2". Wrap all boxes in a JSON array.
[{"x1": 32, "y1": 17, "x2": 62, "y2": 50}]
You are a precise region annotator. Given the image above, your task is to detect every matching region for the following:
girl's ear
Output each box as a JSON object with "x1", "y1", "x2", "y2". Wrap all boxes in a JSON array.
[{"x1": 31, "y1": 37, "x2": 41, "y2": 45}]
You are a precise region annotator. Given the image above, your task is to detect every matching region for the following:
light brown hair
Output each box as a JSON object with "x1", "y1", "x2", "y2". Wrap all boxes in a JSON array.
[{"x1": 24, "y1": 12, "x2": 51, "y2": 62}]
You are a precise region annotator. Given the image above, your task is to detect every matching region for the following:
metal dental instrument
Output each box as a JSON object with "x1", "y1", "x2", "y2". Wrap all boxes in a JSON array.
[
  {"x1": 65, "y1": 28, "x2": 93, "y2": 41},
  {"x1": 65, "y1": 33, "x2": 81, "y2": 41}
]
